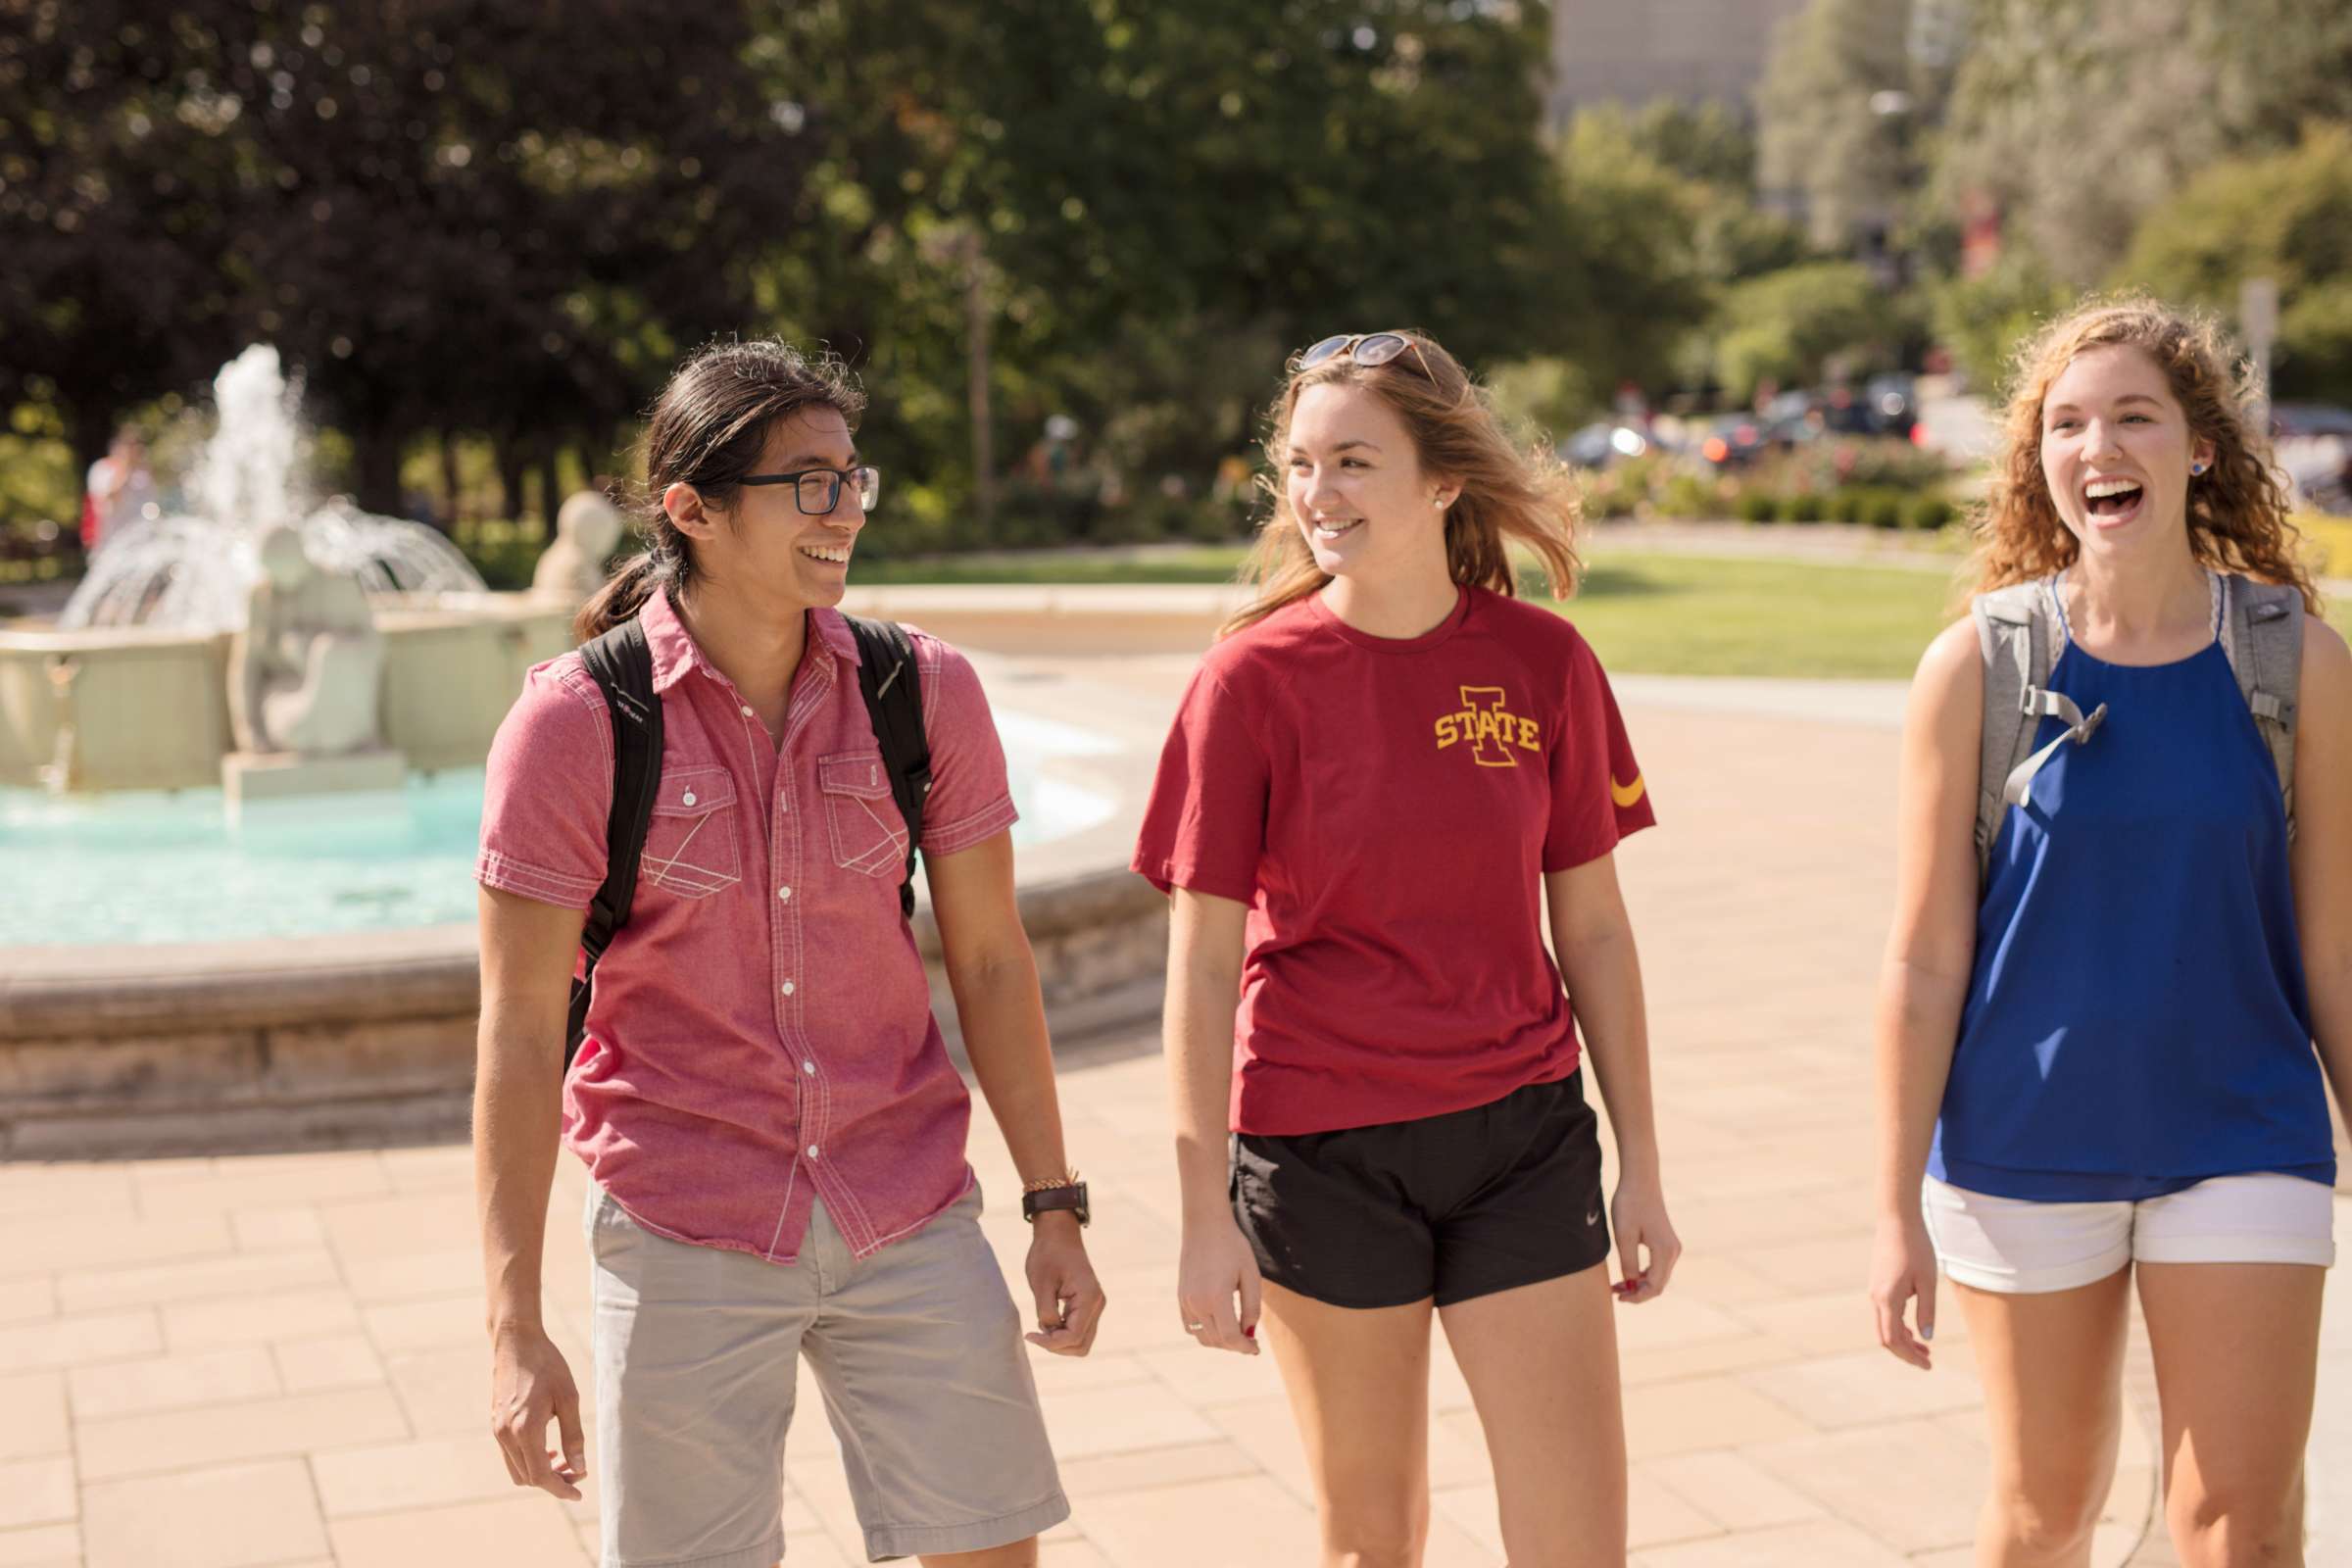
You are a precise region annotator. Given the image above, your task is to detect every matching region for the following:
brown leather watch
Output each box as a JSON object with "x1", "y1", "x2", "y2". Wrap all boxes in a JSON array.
[{"x1": 1020, "y1": 1181, "x2": 1090, "y2": 1227}]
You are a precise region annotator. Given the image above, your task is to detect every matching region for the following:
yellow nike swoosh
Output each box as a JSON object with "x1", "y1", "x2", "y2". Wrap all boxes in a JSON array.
[{"x1": 1610, "y1": 773, "x2": 1646, "y2": 808}]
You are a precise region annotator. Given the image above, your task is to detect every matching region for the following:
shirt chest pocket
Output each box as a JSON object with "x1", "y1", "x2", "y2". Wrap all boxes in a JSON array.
[
  {"x1": 642, "y1": 765, "x2": 742, "y2": 898},
  {"x1": 818, "y1": 749, "x2": 908, "y2": 878}
]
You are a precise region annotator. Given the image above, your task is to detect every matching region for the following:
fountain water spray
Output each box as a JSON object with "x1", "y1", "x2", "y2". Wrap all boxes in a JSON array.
[{"x1": 58, "y1": 346, "x2": 484, "y2": 632}]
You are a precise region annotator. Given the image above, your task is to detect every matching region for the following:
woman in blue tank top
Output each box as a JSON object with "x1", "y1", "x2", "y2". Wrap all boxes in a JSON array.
[{"x1": 1869, "y1": 297, "x2": 2349, "y2": 1568}]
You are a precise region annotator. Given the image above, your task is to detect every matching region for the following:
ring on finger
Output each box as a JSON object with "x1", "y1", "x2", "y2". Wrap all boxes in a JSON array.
[{"x1": 1185, "y1": 1321, "x2": 1205, "y2": 1331}]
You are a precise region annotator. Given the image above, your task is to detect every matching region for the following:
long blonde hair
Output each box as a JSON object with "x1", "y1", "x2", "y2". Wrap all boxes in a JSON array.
[
  {"x1": 1974, "y1": 294, "x2": 2318, "y2": 613},
  {"x1": 1224, "y1": 330, "x2": 1584, "y2": 636}
]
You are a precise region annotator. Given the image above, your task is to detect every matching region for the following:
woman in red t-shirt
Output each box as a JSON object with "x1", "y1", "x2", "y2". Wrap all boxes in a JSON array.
[{"x1": 1133, "y1": 330, "x2": 1681, "y2": 1566}]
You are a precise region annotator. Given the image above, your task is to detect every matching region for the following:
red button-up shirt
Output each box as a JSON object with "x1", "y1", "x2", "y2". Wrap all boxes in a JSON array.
[{"x1": 476, "y1": 589, "x2": 1018, "y2": 1261}]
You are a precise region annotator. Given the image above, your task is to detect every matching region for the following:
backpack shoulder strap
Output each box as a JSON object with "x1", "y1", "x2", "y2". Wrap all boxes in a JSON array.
[
  {"x1": 2217, "y1": 573, "x2": 2305, "y2": 836},
  {"x1": 566, "y1": 615, "x2": 663, "y2": 1064},
  {"x1": 1972, "y1": 578, "x2": 2057, "y2": 885},
  {"x1": 844, "y1": 615, "x2": 934, "y2": 920}
]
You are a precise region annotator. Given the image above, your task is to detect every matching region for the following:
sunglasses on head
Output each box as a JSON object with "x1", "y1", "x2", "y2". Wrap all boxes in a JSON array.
[{"x1": 1298, "y1": 332, "x2": 1438, "y2": 378}]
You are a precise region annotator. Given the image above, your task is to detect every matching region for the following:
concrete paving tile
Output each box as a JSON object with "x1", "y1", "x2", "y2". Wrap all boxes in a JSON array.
[
  {"x1": 311, "y1": 1432, "x2": 517, "y2": 1516},
  {"x1": 1054, "y1": 1440, "x2": 1259, "y2": 1498},
  {"x1": 1642, "y1": 1450, "x2": 1824, "y2": 1532},
  {"x1": 329, "y1": 1494, "x2": 589, "y2": 1567},
  {"x1": 1740, "y1": 1346, "x2": 1984, "y2": 1430},
  {"x1": 1136, "y1": 1343, "x2": 1281, "y2": 1406},
  {"x1": 1630, "y1": 1518, "x2": 1909, "y2": 1567},
  {"x1": 0, "y1": 1211, "x2": 231, "y2": 1279},
  {"x1": 0, "y1": 1280, "x2": 53, "y2": 1327},
  {"x1": 1620, "y1": 1332, "x2": 1800, "y2": 1388},
  {"x1": 0, "y1": 1309, "x2": 159, "y2": 1373},
  {"x1": 1042, "y1": 1379, "x2": 1222, "y2": 1460},
  {"x1": 81, "y1": 1457, "x2": 327, "y2": 1568},
  {"x1": 68, "y1": 1345, "x2": 278, "y2": 1420},
  {"x1": 0, "y1": 1374, "x2": 66, "y2": 1459},
  {"x1": 377, "y1": 1145, "x2": 476, "y2": 1191},
  {"x1": 1618, "y1": 1376, "x2": 1816, "y2": 1461},
  {"x1": 318, "y1": 1189, "x2": 478, "y2": 1261},
  {"x1": 56, "y1": 1247, "x2": 341, "y2": 1312},
  {"x1": 780, "y1": 1531, "x2": 857, "y2": 1567},
  {"x1": 229, "y1": 1205, "x2": 326, "y2": 1250},
  {"x1": 1074, "y1": 1475, "x2": 1321, "y2": 1568},
  {"x1": 76, "y1": 1384, "x2": 411, "y2": 1481},
  {"x1": 340, "y1": 1245, "x2": 480, "y2": 1302},
  {"x1": 1610, "y1": 1294, "x2": 1755, "y2": 1354},
  {"x1": 134, "y1": 1158, "x2": 392, "y2": 1221},
  {"x1": 1026, "y1": 1348, "x2": 1158, "y2": 1398},
  {"x1": 0, "y1": 1166, "x2": 135, "y2": 1219},
  {"x1": 1731, "y1": 1288, "x2": 1897, "y2": 1357},
  {"x1": 1745, "y1": 1417, "x2": 1986, "y2": 1555},
  {"x1": 364, "y1": 1290, "x2": 488, "y2": 1352},
  {"x1": 386, "y1": 1344, "x2": 490, "y2": 1436},
  {"x1": 0, "y1": 1523, "x2": 79, "y2": 1567},
  {"x1": 0, "y1": 1457, "x2": 74, "y2": 1529},
  {"x1": 162, "y1": 1286, "x2": 361, "y2": 1349},
  {"x1": 275, "y1": 1331, "x2": 388, "y2": 1393},
  {"x1": 1041, "y1": 1542, "x2": 1118, "y2": 1568},
  {"x1": 1210, "y1": 1393, "x2": 1491, "y2": 1501},
  {"x1": 1717, "y1": 1236, "x2": 1870, "y2": 1295}
]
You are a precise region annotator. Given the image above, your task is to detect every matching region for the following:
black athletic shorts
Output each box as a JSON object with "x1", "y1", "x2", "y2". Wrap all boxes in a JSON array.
[{"x1": 1230, "y1": 1069, "x2": 1611, "y2": 1310}]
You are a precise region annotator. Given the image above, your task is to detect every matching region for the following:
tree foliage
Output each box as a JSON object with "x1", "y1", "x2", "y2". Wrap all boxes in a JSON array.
[
  {"x1": 1935, "y1": 0, "x2": 2352, "y2": 286},
  {"x1": 1712, "y1": 262, "x2": 1900, "y2": 403},
  {"x1": 2118, "y1": 123, "x2": 2352, "y2": 402}
]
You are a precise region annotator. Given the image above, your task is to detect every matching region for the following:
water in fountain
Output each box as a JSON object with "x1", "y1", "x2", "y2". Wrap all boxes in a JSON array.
[{"x1": 57, "y1": 346, "x2": 485, "y2": 632}]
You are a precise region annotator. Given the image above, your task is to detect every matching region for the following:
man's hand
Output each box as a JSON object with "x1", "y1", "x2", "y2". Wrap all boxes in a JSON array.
[
  {"x1": 1022, "y1": 1213, "x2": 1106, "y2": 1355},
  {"x1": 488, "y1": 1321, "x2": 586, "y2": 1499}
]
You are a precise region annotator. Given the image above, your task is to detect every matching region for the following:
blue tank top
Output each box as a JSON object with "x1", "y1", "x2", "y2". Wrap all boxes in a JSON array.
[{"x1": 1930, "y1": 584, "x2": 2336, "y2": 1200}]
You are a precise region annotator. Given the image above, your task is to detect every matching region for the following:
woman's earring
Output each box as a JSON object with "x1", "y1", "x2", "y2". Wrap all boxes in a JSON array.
[{"x1": 2191, "y1": 462, "x2": 2209, "y2": 475}]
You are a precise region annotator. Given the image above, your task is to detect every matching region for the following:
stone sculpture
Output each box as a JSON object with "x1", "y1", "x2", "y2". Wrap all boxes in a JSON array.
[
  {"x1": 533, "y1": 490, "x2": 625, "y2": 604},
  {"x1": 227, "y1": 524, "x2": 386, "y2": 758}
]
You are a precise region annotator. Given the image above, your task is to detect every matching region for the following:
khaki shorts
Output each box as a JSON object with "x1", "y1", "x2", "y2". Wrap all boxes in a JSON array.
[{"x1": 586, "y1": 1180, "x2": 1068, "y2": 1566}]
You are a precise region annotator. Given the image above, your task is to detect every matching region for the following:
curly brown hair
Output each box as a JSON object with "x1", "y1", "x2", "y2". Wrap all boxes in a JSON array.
[
  {"x1": 1224, "y1": 330, "x2": 1583, "y2": 636},
  {"x1": 1972, "y1": 294, "x2": 2318, "y2": 613}
]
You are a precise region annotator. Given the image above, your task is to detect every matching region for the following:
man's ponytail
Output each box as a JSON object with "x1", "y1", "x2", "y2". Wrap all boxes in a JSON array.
[{"x1": 573, "y1": 551, "x2": 664, "y2": 644}]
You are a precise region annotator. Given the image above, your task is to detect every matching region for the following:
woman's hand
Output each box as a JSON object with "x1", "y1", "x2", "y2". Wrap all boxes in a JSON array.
[
  {"x1": 1868, "y1": 1208, "x2": 1938, "y2": 1370},
  {"x1": 1608, "y1": 1173, "x2": 1682, "y2": 1303},
  {"x1": 1023, "y1": 1214, "x2": 1107, "y2": 1356},
  {"x1": 1176, "y1": 1214, "x2": 1262, "y2": 1354}
]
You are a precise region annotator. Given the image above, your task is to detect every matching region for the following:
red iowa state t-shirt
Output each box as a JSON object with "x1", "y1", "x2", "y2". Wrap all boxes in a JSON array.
[{"x1": 1133, "y1": 584, "x2": 1656, "y2": 1136}]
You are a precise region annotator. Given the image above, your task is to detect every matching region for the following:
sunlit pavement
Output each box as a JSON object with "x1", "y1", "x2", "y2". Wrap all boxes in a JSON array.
[{"x1": 2, "y1": 661, "x2": 2342, "y2": 1568}]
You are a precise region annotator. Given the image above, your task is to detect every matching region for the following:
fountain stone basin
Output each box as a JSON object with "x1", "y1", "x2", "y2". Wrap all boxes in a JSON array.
[{"x1": 0, "y1": 592, "x2": 576, "y2": 791}]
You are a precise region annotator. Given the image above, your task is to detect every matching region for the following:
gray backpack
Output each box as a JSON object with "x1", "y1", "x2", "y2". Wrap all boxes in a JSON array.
[{"x1": 1972, "y1": 570, "x2": 2305, "y2": 882}]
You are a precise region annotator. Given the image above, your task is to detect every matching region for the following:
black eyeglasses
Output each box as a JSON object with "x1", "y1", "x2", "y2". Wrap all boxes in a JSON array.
[
  {"x1": 739, "y1": 465, "x2": 880, "y2": 515},
  {"x1": 1297, "y1": 332, "x2": 1434, "y2": 377}
]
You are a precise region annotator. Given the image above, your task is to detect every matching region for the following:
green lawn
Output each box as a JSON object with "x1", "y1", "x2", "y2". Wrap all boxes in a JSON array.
[
  {"x1": 1560, "y1": 555, "x2": 1969, "y2": 678},
  {"x1": 856, "y1": 544, "x2": 2351, "y2": 677}
]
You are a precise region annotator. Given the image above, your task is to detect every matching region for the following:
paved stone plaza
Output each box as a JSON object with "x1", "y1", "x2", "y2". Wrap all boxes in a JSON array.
[{"x1": 1, "y1": 663, "x2": 2344, "y2": 1567}]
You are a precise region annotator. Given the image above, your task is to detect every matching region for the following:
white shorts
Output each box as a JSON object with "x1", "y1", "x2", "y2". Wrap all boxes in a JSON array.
[{"x1": 1923, "y1": 1172, "x2": 2337, "y2": 1295}]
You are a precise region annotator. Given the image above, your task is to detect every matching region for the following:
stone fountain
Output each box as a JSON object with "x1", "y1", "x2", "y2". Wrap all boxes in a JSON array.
[{"x1": 0, "y1": 347, "x2": 577, "y2": 792}]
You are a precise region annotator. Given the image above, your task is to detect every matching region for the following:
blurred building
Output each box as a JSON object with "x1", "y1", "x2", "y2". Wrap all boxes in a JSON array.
[{"x1": 1544, "y1": 0, "x2": 1810, "y2": 128}]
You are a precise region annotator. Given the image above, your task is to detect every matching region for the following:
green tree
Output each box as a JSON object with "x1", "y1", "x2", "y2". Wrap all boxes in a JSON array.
[
  {"x1": 1927, "y1": 250, "x2": 2070, "y2": 394},
  {"x1": 2118, "y1": 123, "x2": 2352, "y2": 402},
  {"x1": 1712, "y1": 262, "x2": 1901, "y2": 403},
  {"x1": 1757, "y1": 0, "x2": 1937, "y2": 253},
  {"x1": 1936, "y1": 0, "x2": 2352, "y2": 287}
]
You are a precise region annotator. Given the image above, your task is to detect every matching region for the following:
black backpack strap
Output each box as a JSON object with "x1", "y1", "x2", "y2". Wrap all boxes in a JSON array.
[
  {"x1": 566, "y1": 616, "x2": 663, "y2": 1065},
  {"x1": 845, "y1": 615, "x2": 933, "y2": 920}
]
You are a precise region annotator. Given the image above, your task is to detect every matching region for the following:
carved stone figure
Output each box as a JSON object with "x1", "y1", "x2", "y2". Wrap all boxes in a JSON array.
[
  {"x1": 227, "y1": 525, "x2": 385, "y2": 757},
  {"x1": 533, "y1": 490, "x2": 626, "y2": 603}
]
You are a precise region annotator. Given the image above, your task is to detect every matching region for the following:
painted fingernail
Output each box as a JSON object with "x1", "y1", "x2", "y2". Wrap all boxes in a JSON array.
[
  {"x1": 1921, "y1": 1325, "x2": 1935, "y2": 1342},
  {"x1": 1243, "y1": 1325, "x2": 1256, "y2": 1339}
]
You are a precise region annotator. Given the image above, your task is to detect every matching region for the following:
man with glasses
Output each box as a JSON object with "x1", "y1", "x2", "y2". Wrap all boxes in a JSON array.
[{"x1": 474, "y1": 338, "x2": 1102, "y2": 1568}]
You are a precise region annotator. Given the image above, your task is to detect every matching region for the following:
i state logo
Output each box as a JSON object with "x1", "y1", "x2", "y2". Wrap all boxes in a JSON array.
[{"x1": 1434, "y1": 685, "x2": 1542, "y2": 767}]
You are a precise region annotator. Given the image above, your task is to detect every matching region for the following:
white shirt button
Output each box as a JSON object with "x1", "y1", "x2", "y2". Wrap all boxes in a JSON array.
[
  {"x1": 806, "y1": 1145, "x2": 821, "y2": 1160},
  {"x1": 741, "y1": 705, "x2": 755, "y2": 717},
  {"x1": 803, "y1": 1060, "x2": 817, "y2": 1075},
  {"x1": 780, "y1": 980, "x2": 795, "y2": 996},
  {"x1": 778, "y1": 886, "x2": 792, "y2": 901},
  {"x1": 681, "y1": 791, "x2": 696, "y2": 807}
]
